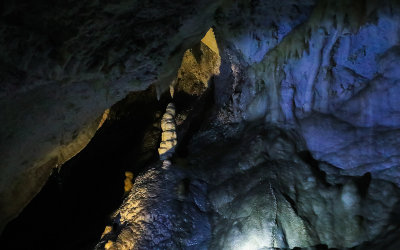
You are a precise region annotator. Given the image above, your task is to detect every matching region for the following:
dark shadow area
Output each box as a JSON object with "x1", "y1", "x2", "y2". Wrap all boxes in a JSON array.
[
  {"x1": 353, "y1": 198, "x2": 400, "y2": 250},
  {"x1": 298, "y1": 150, "x2": 328, "y2": 185},
  {"x1": 174, "y1": 78, "x2": 216, "y2": 158},
  {"x1": 0, "y1": 86, "x2": 166, "y2": 250},
  {"x1": 354, "y1": 172, "x2": 372, "y2": 198},
  {"x1": 293, "y1": 244, "x2": 339, "y2": 249}
]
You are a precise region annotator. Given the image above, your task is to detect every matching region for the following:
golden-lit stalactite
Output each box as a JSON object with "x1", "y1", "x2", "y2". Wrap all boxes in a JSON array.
[
  {"x1": 169, "y1": 85, "x2": 175, "y2": 98},
  {"x1": 97, "y1": 109, "x2": 110, "y2": 130}
]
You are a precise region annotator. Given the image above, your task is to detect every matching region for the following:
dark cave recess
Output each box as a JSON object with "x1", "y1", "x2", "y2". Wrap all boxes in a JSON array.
[
  {"x1": 0, "y1": 79, "x2": 211, "y2": 249},
  {"x1": 0, "y1": 86, "x2": 166, "y2": 250}
]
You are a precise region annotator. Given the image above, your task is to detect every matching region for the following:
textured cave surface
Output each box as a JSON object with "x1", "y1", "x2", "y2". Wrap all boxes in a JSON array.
[
  {"x1": 0, "y1": 0, "x2": 223, "y2": 230},
  {"x1": 1, "y1": 0, "x2": 400, "y2": 249}
]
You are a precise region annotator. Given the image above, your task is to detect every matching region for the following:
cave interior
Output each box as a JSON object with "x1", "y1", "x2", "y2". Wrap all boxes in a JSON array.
[{"x1": 1, "y1": 0, "x2": 400, "y2": 249}]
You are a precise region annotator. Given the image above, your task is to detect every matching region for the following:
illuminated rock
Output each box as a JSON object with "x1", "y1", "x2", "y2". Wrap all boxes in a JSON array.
[
  {"x1": 2, "y1": 0, "x2": 400, "y2": 249},
  {"x1": 124, "y1": 172, "x2": 134, "y2": 195},
  {"x1": 97, "y1": 125, "x2": 400, "y2": 249},
  {"x1": 214, "y1": 0, "x2": 400, "y2": 185},
  {"x1": 158, "y1": 103, "x2": 177, "y2": 160},
  {"x1": 175, "y1": 36, "x2": 221, "y2": 96}
]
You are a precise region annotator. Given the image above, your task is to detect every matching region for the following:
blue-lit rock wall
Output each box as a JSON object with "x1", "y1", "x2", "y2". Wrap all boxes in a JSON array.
[{"x1": 214, "y1": 0, "x2": 400, "y2": 186}]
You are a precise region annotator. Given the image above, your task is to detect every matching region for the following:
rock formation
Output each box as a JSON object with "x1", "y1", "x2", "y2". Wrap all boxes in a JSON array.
[
  {"x1": 1, "y1": 0, "x2": 400, "y2": 249},
  {"x1": 123, "y1": 171, "x2": 134, "y2": 195},
  {"x1": 94, "y1": 0, "x2": 400, "y2": 249},
  {"x1": 158, "y1": 103, "x2": 177, "y2": 161},
  {"x1": 0, "y1": 0, "x2": 224, "y2": 231}
]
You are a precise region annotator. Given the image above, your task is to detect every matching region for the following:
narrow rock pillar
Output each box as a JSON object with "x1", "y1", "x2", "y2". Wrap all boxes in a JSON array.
[{"x1": 158, "y1": 103, "x2": 177, "y2": 167}]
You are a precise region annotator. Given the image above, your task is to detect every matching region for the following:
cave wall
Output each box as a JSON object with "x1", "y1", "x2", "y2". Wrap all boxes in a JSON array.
[
  {"x1": 212, "y1": 0, "x2": 400, "y2": 185},
  {"x1": 96, "y1": 1, "x2": 400, "y2": 248},
  {"x1": 0, "y1": 0, "x2": 226, "y2": 231},
  {"x1": 97, "y1": 122, "x2": 400, "y2": 249},
  {"x1": 192, "y1": 125, "x2": 400, "y2": 249},
  {"x1": 1, "y1": 0, "x2": 400, "y2": 248}
]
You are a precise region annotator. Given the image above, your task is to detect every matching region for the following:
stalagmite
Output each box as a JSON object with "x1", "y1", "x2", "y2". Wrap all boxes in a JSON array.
[
  {"x1": 158, "y1": 103, "x2": 177, "y2": 165},
  {"x1": 123, "y1": 172, "x2": 134, "y2": 195}
]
